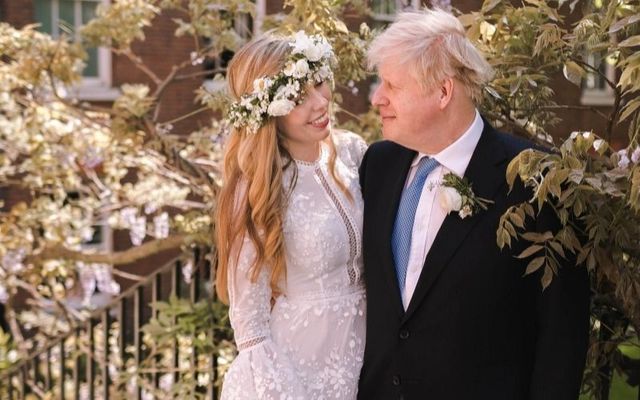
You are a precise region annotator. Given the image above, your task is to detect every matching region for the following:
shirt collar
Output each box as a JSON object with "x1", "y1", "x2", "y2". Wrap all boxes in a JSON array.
[{"x1": 412, "y1": 109, "x2": 483, "y2": 177}]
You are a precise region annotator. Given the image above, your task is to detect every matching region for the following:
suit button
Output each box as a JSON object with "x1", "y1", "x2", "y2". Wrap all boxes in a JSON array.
[
  {"x1": 399, "y1": 330, "x2": 409, "y2": 339},
  {"x1": 392, "y1": 375, "x2": 401, "y2": 386}
]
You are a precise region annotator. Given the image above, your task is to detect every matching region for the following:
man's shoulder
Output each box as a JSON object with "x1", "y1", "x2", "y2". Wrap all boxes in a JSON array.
[
  {"x1": 366, "y1": 140, "x2": 410, "y2": 158},
  {"x1": 488, "y1": 127, "x2": 551, "y2": 160}
]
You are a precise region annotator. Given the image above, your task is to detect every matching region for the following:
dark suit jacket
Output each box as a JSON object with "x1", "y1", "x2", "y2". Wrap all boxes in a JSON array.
[{"x1": 357, "y1": 124, "x2": 590, "y2": 400}]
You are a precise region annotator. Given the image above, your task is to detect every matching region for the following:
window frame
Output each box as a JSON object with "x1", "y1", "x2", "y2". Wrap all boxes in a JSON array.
[
  {"x1": 580, "y1": 49, "x2": 616, "y2": 106},
  {"x1": 38, "y1": 0, "x2": 119, "y2": 101}
]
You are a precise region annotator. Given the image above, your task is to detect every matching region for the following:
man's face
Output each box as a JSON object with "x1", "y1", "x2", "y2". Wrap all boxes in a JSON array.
[{"x1": 371, "y1": 61, "x2": 442, "y2": 152}]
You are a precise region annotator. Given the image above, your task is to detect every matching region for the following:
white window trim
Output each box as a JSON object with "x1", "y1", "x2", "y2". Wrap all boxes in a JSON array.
[
  {"x1": 580, "y1": 53, "x2": 616, "y2": 106},
  {"x1": 80, "y1": 222, "x2": 113, "y2": 253},
  {"x1": 48, "y1": 0, "x2": 119, "y2": 101},
  {"x1": 372, "y1": 0, "x2": 422, "y2": 22}
]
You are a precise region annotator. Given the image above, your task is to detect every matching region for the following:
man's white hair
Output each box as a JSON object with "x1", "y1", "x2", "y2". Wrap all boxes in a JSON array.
[{"x1": 367, "y1": 8, "x2": 494, "y2": 104}]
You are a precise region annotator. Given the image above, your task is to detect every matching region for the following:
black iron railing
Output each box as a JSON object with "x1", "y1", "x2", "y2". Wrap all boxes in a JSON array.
[{"x1": 0, "y1": 249, "x2": 221, "y2": 399}]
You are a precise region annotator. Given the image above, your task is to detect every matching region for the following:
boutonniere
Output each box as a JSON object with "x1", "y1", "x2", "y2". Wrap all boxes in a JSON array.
[{"x1": 438, "y1": 173, "x2": 493, "y2": 219}]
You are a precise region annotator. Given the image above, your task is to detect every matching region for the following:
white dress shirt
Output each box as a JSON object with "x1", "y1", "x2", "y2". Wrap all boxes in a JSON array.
[{"x1": 401, "y1": 110, "x2": 484, "y2": 309}]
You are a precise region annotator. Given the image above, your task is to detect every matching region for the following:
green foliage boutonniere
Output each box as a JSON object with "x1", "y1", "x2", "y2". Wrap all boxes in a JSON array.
[{"x1": 438, "y1": 173, "x2": 494, "y2": 219}]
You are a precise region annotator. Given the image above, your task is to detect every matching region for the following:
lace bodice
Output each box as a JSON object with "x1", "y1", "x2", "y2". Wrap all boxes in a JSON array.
[{"x1": 221, "y1": 130, "x2": 367, "y2": 400}]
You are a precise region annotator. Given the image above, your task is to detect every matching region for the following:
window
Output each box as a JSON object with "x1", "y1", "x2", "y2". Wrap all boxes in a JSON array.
[
  {"x1": 34, "y1": 0, "x2": 119, "y2": 101},
  {"x1": 580, "y1": 0, "x2": 615, "y2": 106},
  {"x1": 371, "y1": 0, "x2": 422, "y2": 26},
  {"x1": 580, "y1": 48, "x2": 616, "y2": 106},
  {"x1": 202, "y1": 1, "x2": 262, "y2": 92},
  {"x1": 369, "y1": 0, "x2": 422, "y2": 100}
]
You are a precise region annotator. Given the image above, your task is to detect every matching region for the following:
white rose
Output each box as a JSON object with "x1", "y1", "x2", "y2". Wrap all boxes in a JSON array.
[
  {"x1": 439, "y1": 186, "x2": 462, "y2": 213},
  {"x1": 458, "y1": 205, "x2": 473, "y2": 219},
  {"x1": 267, "y1": 99, "x2": 295, "y2": 116},
  {"x1": 293, "y1": 59, "x2": 310, "y2": 78},
  {"x1": 290, "y1": 31, "x2": 314, "y2": 54},
  {"x1": 316, "y1": 65, "x2": 332, "y2": 81},
  {"x1": 283, "y1": 61, "x2": 296, "y2": 77},
  {"x1": 304, "y1": 44, "x2": 323, "y2": 62},
  {"x1": 252, "y1": 77, "x2": 269, "y2": 93}
]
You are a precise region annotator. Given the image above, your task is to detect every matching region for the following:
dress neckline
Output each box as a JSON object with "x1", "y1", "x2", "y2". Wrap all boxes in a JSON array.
[{"x1": 293, "y1": 142, "x2": 327, "y2": 168}]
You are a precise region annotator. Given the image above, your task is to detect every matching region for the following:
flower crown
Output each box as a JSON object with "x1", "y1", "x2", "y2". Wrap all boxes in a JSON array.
[{"x1": 227, "y1": 31, "x2": 335, "y2": 133}]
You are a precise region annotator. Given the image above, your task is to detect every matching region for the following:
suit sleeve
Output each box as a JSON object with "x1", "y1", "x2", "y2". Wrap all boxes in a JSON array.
[{"x1": 528, "y1": 206, "x2": 591, "y2": 400}]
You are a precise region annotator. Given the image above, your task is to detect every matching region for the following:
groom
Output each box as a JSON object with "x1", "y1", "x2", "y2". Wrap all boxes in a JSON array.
[{"x1": 358, "y1": 9, "x2": 590, "y2": 400}]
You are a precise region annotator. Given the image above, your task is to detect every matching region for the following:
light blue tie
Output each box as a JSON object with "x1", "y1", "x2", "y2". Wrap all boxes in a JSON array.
[{"x1": 391, "y1": 156, "x2": 439, "y2": 292}]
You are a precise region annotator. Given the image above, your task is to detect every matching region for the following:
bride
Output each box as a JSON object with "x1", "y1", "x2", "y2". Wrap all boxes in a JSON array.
[{"x1": 215, "y1": 31, "x2": 367, "y2": 399}]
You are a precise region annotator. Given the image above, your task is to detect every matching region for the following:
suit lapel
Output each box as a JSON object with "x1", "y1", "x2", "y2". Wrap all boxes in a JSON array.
[
  {"x1": 379, "y1": 145, "x2": 416, "y2": 316},
  {"x1": 402, "y1": 125, "x2": 508, "y2": 322}
]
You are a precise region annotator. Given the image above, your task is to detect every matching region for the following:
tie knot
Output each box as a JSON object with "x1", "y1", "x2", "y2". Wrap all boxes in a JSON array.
[{"x1": 415, "y1": 156, "x2": 439, "y2": 181}]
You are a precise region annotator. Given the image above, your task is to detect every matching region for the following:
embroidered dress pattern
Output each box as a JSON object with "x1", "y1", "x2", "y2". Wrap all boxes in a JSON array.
[{"x1": 221, "y1": 131, "x2": 367, "y2": 400}]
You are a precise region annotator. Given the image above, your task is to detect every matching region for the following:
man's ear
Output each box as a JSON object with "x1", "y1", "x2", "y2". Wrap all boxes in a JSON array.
[{"x1": 438, "y1": 77, "x2": 454, "y2": 110}]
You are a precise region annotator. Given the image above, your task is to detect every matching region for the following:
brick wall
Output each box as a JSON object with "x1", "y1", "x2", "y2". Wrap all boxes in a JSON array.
[{"x1": 0, "y1": 0, "x2": 627, "y2": 285}]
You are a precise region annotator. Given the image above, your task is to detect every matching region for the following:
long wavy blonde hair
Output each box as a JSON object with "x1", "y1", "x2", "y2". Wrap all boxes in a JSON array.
[{"x1": 215, "y1": 33, "x2": 349, "y2": 304}]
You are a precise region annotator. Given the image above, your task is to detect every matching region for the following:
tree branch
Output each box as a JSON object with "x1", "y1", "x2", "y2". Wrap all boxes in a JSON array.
[{"x1": 29, "y1": 234, "x2": 188, "y2": 266}]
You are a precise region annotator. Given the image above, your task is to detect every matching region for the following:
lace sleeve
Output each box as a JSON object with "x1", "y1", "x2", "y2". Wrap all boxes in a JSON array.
[
  {"x1": 227, "y1": 237, "x2": 272, "y2": 350},
  {"x1": 222, "y1": 236, "x2": 308, "y2": 399}
]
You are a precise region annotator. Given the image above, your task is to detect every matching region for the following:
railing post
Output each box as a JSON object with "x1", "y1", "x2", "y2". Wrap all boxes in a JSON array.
[
  {"x1": 87, "y1": 318, "x2": 96, "y2": 400},
  {"x1": 59, "y1": 339, "x2": 66, "y2": 400},
  {"x1": 133, "y1": 286, "x2": 143, "y2": 400},
  {"x1": 171, "y1": 260, "x2": 182, "y2": 386},
  {"x1": 73, "y1": 327, "x2": 80, "y2": 400},
  {"x1": 151, "y1": 273, "x2": 161, "y2": 389},
  {"x1": 102, "y1": 310, "x2": 111, "y2": 400}
]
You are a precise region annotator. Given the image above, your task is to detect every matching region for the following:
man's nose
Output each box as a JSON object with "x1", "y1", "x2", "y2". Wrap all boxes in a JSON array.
[{"x1": 371, "y1": 83, "x2": 387, "y2": 107}]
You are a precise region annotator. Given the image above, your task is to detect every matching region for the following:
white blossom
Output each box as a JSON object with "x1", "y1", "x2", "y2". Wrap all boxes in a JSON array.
[
  {"x1": 182, "y1": 259, "x2": 194, "y2": 284},
  {"x1": 153, "y1": 212, "x2": 169, "y2": 239},
  {"x1": 119, "y1": 207, "x2": 138, "y2": 228},
  {"x1": 0, "y1": 284, "x2": 8, "y2": 304},
  {"x1": 2, "y1": 248, "x2": 26, "y2": 274},
  {"x1": 617, "y1": 149, "x2": 631, "y2": 169},
  {"x1": 159, "y1": 373, "x2": 174, "y2": 392},
  {"x1": 632, "y1": 147, "x2": 640, "y2": 164},
  {"x1": 293, "y1": 59, "x2": 310, "y2": 78},
  {"x1": 130, "y1": 216, "x2": 147, "y2": 246},
  {"x1": 290, "y1": 31, "x2": 315, "y2": 55},
  {"x1": 283, "y1": 61, "x2": 297, "y2": 77},
  {"x1": 593, "y1": 139, "x2": 605, "y2": 152}
]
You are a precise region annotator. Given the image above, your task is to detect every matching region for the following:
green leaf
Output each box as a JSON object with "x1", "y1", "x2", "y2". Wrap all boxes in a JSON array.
[
  {"x1": 517, "y1": 244, "x2": 544, "y2": 258},
  {"x1": 541, "y1": 265, "x2": 554, "y2": 290},
  {"x1": 510, "y1": 212, "x2": 525, "y2": 229},
  {"x1": 619, "y1": 100, "x2": 640, "y2": 123},
  {"x1": 482, "y1": 0, "x2": 502, "y2": 13},
  {"x1": 549, "y1": 241, "x2": 566, "y2": 259},
  {"x1": 524, "y1": 256, "x2": 545, "y2": 276},
  {"x1": 619, "y1": 35, "x2": 640, "y2": 47},
  {"x1": 506, "y1": 157, "x2": 520, "y2": 189},
  {"x1": 563, "y1": 61, "x2": 586, "y2": 86}
]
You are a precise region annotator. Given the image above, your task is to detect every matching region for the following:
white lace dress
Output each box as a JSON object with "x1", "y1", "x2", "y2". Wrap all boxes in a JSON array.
[{"x1": 221, "y1": 131, "x2": 367, "y2": 400}]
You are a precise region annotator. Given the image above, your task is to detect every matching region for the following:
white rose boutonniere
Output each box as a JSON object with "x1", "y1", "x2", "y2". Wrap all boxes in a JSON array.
[{"x1": 438, "y1": 173, "x2": 493, "y2": 219}]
